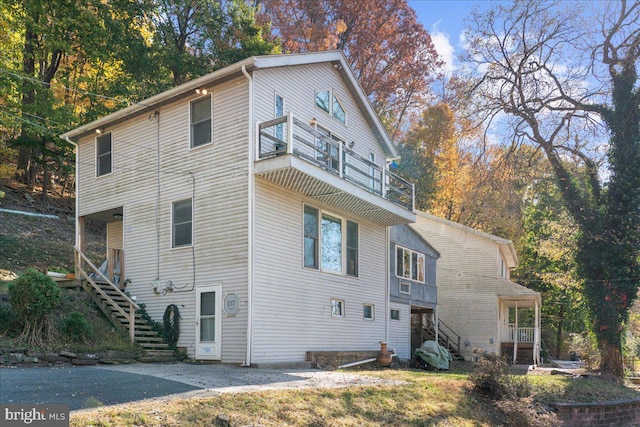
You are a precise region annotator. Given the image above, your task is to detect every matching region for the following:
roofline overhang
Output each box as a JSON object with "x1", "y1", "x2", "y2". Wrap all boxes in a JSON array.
[{"x1": 59, "y1": 51, "x2": 397, "y2": 157}]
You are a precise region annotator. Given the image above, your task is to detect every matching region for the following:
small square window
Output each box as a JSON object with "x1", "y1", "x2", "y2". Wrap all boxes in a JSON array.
[
  {"x1": 331, "y1": 298, "x2": 344, "y2": 317},
  {"x1": 390, "y1": 309, "x2": 400, "y2": 321},
  {"x1": 363, "y1": 304, "x2": 374, "y2": 320},
  {"x1": 399, "y1": 282, "x2": 410, "y2": 294}
]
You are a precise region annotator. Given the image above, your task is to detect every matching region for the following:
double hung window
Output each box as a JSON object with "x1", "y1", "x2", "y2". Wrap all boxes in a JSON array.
[
  {"x1": 191, "y1": 95, "x2": 212, "y2": 148},
  {"x1": 96, "y1": 133, "x2": 112, "y2": 177},
  {"x1": 172, "y1": 199, "x2": 193, "y2": 248}
]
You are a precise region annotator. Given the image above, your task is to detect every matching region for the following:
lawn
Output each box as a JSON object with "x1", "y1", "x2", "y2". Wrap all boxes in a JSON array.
[{"x1": 69, "y1": 367, "x2": 640, "y2": 427}]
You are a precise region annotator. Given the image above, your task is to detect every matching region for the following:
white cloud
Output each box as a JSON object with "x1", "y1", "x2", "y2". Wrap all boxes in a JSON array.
[{"x1": 430, "y1": 27, "x2": 456, "y2": 74}]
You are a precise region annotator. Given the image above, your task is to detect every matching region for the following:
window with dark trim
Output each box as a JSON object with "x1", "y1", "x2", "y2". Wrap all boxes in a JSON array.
[
  {"x1": 303, "y1": 205, "x2": 358, "y2": 276},
  {"x1": 172, "y1": 199, "x2": 193, "y2": 247},
  {"x1": 190, "y1": 95, "x2": 212, "y2": 148},
  {"x1": 346, "y1": 220, "x2": 358, "y2": 276},
  {"x1": 390, "y1": 308, "x2": 400, "y2": 321},
  {"x1": 96, "y1": 133, "x2": 112, "y2": 177}
]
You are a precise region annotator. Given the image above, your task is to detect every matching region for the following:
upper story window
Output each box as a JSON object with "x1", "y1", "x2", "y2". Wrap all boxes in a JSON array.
[
  {"x1": 304, "y1": 204, "x2": 358, "y2": 276},
  {"x1": 190, "y1": 95, "x2": 212, "y2": 148},
  {"x1": 275, "y1": 93, "x2": 284, "y2": 141},
  {"x1": 500, "y1": 256, "x2": 508, "y2": 278},
  {"x1": 396, "y1": 245, "x2": 425, "y2": 283},
  {"x1": 315, "y1": 89, "x2": 346, "y2": 124},
  {"x1": 96, "y1": 132, "x2": 112, "y2": 177},
  {"x1": 172, "y1": 198, "x2": 193, "y2": 248}
]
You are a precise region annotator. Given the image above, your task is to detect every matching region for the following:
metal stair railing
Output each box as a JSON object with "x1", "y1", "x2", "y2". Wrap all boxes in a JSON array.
[
  {"x1": 424, "y1": 316, "x2": 462, "y2": 356},
  {"x1": 74, "y1": 246, "x2": 139, "y2": 343}
]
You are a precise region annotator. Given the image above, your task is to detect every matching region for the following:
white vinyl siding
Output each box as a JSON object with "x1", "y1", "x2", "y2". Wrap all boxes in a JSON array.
[
  {"x1": 410, "y1": 213, "x2": 538, "y2": 359},
  {"x1": 388, "y1": 304, "x2": 411, "y2": 359},
  {"x1": 252, "y1": 63, "x2": 385, "y2": 170},
  {"x1": 76, "y1": 76, "x2": 250, "y2": 363},
  {"x1": 252, "y1": 181, "x2": 387, "y2": 364}
]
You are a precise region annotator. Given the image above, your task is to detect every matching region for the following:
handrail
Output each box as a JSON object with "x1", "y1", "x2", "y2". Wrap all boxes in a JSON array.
[
  {"x1": 257, "y1": 115, "x2": 414, "y2": 211},
  {"x1": 424, "y1": 316, "x2": 461, "y2": 354},
  {"x1": 74, "y1": 246, "x2": 138, "y2": 342}
]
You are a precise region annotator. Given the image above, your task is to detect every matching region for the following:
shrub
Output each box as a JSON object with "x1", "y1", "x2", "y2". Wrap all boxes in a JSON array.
[
  {"x1": 8, "y1": 269, "x2": 61, "y2": 345},
  {"x1": 0, "y1": 299, "x2": 17, "y2": 333},
  {"x1": 64, "y1": 311, "x2": 93, "y2": 341},
  {"x1": 470, "y1": 352, "x2": 556, "y2": 426}
]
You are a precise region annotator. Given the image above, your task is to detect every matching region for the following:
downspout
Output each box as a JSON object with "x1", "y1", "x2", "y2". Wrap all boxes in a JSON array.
[
  {"x1": 63, "y1": 136, "x2": 79, "y2": 249},
  {"x1": 241, "y1": 64, "x2": 254, "y2": 367},
  {"x1": 385, "y1": 226, "x2": 390, "y2": 343},
  {"x1": 63, "y1": 136, "x2": 80, "y2": 285}
]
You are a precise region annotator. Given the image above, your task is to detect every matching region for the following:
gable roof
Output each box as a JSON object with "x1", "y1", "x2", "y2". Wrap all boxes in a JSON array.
[
  {"x1": 59, "y1": 51, "x2": 397, "y2": 157},
  {"x1": 413, "y1": 210, "x2": 518, "y2": 269}
]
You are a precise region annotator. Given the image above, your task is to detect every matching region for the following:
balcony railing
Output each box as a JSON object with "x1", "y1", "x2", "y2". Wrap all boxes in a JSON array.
[
  {"x1": 504, "y1": 324, "x2": 535, "y2": 343},
  {"x1": 257, "y1": 113, "x2": 414, "y2": 211}
]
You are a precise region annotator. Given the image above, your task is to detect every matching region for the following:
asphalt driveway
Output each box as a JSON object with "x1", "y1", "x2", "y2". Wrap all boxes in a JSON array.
[{"x1": 0, "y1": 363, "x2": 402, "y2": 411}]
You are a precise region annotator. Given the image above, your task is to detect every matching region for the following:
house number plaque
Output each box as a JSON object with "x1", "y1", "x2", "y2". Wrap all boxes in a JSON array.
[{"x1": 224, "y1": 293, "x2": 240, "y2": 317}]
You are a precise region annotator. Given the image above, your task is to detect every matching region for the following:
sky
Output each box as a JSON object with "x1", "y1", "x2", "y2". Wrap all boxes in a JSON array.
[{"x1": 408, "y1": 0, "x2": 493, "y2": 73}]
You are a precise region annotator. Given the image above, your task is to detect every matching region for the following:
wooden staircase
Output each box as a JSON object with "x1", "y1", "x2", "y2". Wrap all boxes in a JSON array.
[
  {"x1": 423, "y1": 316, "x2": 465, "y2": 361},
  {"x1": 75, "y1": 248, "x2": 176, "y2": 362}
]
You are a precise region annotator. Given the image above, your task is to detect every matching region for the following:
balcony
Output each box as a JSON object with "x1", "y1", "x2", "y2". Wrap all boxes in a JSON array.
[{"x1": 255, "y1": 114, "x2": 415, "y2": 226}]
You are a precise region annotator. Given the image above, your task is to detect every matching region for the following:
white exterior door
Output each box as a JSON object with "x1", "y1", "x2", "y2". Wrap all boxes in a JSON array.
[{"x1": 196, "y1": 284, "x2": 222, "y2": 360}]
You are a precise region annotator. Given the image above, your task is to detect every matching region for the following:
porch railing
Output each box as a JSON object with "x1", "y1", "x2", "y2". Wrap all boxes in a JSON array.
[
  {"x1": 504, "y1": 324, "x2": 535, "y2": 343},
  {"x1": 258, "y1": 114, "x2": 415, "y2": 210},
  {"x1": 74, "y1": 246, "x2": 139, "y2": 343}
]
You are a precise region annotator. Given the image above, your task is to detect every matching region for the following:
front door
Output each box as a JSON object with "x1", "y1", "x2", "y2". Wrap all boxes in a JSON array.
[{"x1": 196, "y1": 284, "x2": 222, "y2": 360}]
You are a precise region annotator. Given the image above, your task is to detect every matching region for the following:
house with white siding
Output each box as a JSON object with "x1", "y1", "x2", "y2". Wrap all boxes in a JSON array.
[
  {"x1": 409, "y1": 211, "x2": 542, "y2": 365},
  {"x1": 60, "y1": 51, "x2": 416, "y2": 365}
]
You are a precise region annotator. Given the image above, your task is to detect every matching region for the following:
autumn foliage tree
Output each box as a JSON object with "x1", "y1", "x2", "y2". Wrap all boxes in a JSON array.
[
  {"x1": 257, "y1": 0, "x2": 442, "y2": 139},
  {"x1": 465, "y1": 0, "x2": 640, "y2": 376}
]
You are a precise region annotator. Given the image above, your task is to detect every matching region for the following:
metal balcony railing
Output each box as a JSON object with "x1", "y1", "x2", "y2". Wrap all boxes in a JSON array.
[{"x1": 258, "y1": 113, "x2": 414, "y2": 211}]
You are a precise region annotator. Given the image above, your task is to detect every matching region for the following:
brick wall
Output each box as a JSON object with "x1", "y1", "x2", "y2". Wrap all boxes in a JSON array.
[{"x1": 552, "y1": 398, "x2": 640, "y2": 427}]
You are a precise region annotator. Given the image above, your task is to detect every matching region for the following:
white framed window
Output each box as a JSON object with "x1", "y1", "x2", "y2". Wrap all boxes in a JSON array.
[
  {"x1": 172, "y1": 198, "x2": 193, "y2": 248},
  {"x1": 363, "y1": 303, "x2": 374, "y2": 320},
  {"x1": 396, "y1": 245, "x2": 426, "y2": 283},
  {"x1": 190, "y1": 95, "x2": 212, "y2": 148},
  {"x1": 390, "y1": 308, "x2": 400, "y2": 321},
  {"x1": 499, "y1": 256, "x2": 508, "y2": 278},
  {"x1": 304, "y1": 204, "x2": 358, "y2": 276},
  {"x1": 399, "y1": 282, "x2": 410, "y2": 295},
  {"x1": 96, "y1": 132, "x2": 112, "y2": 177},
  {"x1": 315, "y1": 89, "x2": 346, "y2": 123},
  {"x1": 331, "y1": 298, "x2": 344, "y2": 317}
]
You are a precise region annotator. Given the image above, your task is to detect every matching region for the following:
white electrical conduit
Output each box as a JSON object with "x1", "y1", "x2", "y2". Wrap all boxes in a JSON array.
[{"x1": 337, "y1": 348, "x2": 397, "y2": 369}]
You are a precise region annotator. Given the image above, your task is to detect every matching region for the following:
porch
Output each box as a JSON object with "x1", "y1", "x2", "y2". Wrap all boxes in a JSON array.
[
  {"x1": 499, "y1": 296, "x2": 542, "y2": 365},
  {"x1": 255, "y1": 114, "x2": 415, "y2": 226}
]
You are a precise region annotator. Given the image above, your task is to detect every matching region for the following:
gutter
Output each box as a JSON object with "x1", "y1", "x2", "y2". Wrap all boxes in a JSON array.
[{"x1": 241, "y1": 64, "x2": 254, "y2": 367}]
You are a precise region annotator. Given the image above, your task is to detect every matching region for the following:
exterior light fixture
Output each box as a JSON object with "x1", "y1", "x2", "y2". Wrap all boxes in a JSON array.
[
  {"x1": 195, "y1": 88, "x2": 208, "y2": 95},
  {"x1": 95, "y1": 128, "x2": 102, "y2": 134},
  {"x1": 310, "y1": 117, "x2": 317, "y2": 126},
  {"x1": 113, "y1": 213, "x2": 123, "y2": 221}
]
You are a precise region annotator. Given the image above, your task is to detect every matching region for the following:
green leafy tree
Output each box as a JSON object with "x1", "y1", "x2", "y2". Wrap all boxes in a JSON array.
[
  {"x1": 9, "y1": 269, "x2": 61, "y2": 346},
  {"x1": 465, "y1": 0, "x2": 640, "y2": 376}
]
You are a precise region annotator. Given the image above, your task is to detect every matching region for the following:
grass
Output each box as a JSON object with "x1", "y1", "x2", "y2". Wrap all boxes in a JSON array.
[
  {"x1": 68, "y1": 367, "x2": 640, "y2": 427},
  {"x1": 71, "y1": 369, "x2": 504, "y2": 427}
]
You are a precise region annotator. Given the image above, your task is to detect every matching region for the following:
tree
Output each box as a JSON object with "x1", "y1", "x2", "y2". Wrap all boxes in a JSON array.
[
  {"x1": 151, "y1": 0, "x2": 278, "y2": 86},
  {"x1": 257, "y1": 0, "x2": 442, "y2": 139},
  {"x1": 465, "y1": 0, "x2": 640, "y2": 376}
]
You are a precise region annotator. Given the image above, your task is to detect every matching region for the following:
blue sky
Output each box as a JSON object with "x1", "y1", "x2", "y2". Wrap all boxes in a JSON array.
[{"x1": 409, "y1": 0, "x2": 493, "y2": 72}]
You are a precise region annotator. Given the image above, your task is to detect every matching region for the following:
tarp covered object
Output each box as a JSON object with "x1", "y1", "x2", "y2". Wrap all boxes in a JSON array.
[{"x1": 414, "y1": 340, "x2": 453, "y2": 370}]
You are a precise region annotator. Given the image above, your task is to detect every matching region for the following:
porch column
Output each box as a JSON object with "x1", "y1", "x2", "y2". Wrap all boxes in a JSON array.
[
  {"x1": 513, "y1": 301, "x2": 518, "y2": 365},
  {"x1": 535, "y1": 300, "x2": 541, "y2": 365}
]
